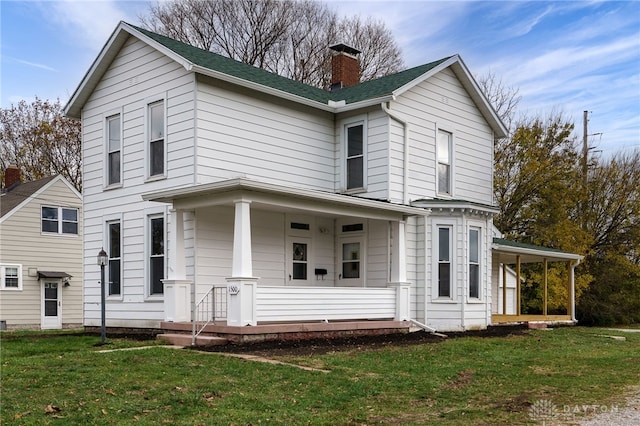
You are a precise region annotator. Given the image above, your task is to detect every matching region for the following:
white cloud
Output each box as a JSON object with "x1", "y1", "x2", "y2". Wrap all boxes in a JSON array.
[{"x1": 34, "y1": 0, "x2": 143, "y2": 50}]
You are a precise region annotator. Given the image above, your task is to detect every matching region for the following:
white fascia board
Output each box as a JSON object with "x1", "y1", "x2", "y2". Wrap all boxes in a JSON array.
[
  {"x1": 411, "y1": 200, "x2": 499, "y2": 215},
  {"x1": 391, "y1": 55, "x2": 460, "y2": 99},
  {"x1": 142, "y1": 178, "x2": 429, "y2": 216},
  {"x1": 333, "y1": 96, "x2": 394, "y2": 113},
  {"x1": 124, "y1": 23, "x2": 195, "y2": 72},
  {"x1": 0, "y1": 176, "x2": 78, "y2": 224},
  {"x1": 492, "y1": 243, "x2": 583, "y2": 262},
  {"x1": 64, "y1": 22, "x2": 130, "y2": 118}
]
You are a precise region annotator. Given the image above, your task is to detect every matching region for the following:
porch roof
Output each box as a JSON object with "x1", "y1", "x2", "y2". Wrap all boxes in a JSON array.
[
  {"x1": 492, "y1": 238, "x2": 583, "y2": 264},
  {"x1": 142, "y1": 178, "x2": 429, "y2": 220}
]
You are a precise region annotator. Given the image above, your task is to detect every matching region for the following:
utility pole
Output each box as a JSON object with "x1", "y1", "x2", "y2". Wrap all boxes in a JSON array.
[{"x1": 583, "y1": 110, "x2": 588, "y2": 188}]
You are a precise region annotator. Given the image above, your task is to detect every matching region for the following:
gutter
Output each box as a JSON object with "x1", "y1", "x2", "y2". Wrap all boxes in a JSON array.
[{"x1": 381, "y1": 102, "x2": 410, "y2": 204}]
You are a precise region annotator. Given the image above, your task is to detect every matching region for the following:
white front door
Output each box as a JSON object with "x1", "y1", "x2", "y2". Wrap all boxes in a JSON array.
[
  {"x1": 41, "y1": 281, "x2": 62, "y2": 329},
  {"x1": 287, "y1": 237, "x2": 312, "y2": 286}
]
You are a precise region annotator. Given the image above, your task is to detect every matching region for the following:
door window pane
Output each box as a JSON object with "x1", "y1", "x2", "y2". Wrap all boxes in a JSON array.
[
  {"x1": 438, "y1": 227, "x2": 451, "y2": 298},
  {"x1": 292, "y1": 243, "x2": 308, "y2": 280},
  {"x1": 44, "y1": 283, "x2": 58, "y2": 316},
  {"x1": 342, "y1": 242, "x2": 360, "y2": 279}
]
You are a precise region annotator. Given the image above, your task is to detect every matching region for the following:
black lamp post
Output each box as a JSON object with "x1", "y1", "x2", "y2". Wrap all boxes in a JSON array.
[{"x1": 97, "y1": 248, "x2": 108, "y2": 344}]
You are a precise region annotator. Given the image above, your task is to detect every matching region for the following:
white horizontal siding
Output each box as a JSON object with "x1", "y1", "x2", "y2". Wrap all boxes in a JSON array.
[
  {"x1": 256, "y1": 286, "x2": 396, "y2": 322},
  {"x1": 81, "y1": 35, "x2": 196, "y2": 327},
  {"x1": 195, "y1": 76, "x2": 335, "y2": 191},
  {"x1": 393, "y1": 67, "x2": 494, "y2": 205}
]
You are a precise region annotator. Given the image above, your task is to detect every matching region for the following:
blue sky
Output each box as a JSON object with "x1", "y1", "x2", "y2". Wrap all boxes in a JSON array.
[{"x1": 1, "y1": 0, "x2": 639, "y2": 155}]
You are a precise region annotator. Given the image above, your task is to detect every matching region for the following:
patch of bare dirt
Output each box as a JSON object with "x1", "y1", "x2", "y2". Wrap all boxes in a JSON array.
[{"x1": 198, "y1": 325, "x2": 527, "y2": 357}]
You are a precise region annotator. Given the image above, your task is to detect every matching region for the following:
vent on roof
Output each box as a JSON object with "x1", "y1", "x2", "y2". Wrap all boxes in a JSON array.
[{"x1": 329, "y1": 43, "x2": 361, "y2": 91}]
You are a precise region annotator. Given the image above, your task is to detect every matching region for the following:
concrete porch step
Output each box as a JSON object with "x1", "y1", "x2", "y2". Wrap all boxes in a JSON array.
[{"x1": 157, "y1": 333, "x2": 228, "y2": 347}]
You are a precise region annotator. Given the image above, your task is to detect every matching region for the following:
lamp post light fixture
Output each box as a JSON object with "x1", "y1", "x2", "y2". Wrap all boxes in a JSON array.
[{"x1": 97, "y1": 248, "x2": 108, "y2": 345}]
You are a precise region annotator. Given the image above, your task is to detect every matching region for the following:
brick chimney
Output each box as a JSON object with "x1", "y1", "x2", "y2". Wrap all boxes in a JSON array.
[
  {"x1": 330, "y1": 43, "x2": 361, "y2": 90},
  {"x1": 4, "y1": 165, "x2": 21, "y2": 189}
]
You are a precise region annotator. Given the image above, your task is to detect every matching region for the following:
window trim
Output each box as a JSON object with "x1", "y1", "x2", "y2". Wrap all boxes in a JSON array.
[
  {"x1": 145, "y1": 97, "x2": 167, "y2": 181},
  {"x1": 1, "y1": 264, "x2": 22, "y2": 291},
  {"x1": 146, "y1": 210, "x2": 166, "y2": 298},
  {"x1": 436, "y1": 128, "x2": 453, "y2": 197},
  {"x1": 41, "y1": 206, "x2": 79, "y2": 236},
  {"x1": 468, "y1": 227, "x2": 481, "y2": 300},
  {"x1": 106, "y1": 219, "x2": 122, "y2": 298},
  {"x1": 433, "y1": 221, "x2": 456, "y2": 301},
  {"x1": 337, "y1": 220, "x2": 366, "y2": 287},
  {"x1": 341, "y1": 115, "x2": 367, "y2": 193},
  {"x1": 104, "y1": 110, "x2": 123, "y2": 188}
]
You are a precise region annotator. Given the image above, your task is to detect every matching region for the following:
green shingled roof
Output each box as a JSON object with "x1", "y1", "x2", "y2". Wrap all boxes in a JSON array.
[{"x1": 131, "y1": 24, "x2": 451, "y2": 106}]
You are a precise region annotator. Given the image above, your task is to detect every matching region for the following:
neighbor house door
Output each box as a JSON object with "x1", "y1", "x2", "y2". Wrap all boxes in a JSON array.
[{"x1": 41, "y1": 280, "x2": 62, "y2": 329}]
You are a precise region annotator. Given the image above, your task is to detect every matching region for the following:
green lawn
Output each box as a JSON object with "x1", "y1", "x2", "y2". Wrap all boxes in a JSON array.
[{"x1": 1, "y1": 327, "x2": 638, "y2": 425}]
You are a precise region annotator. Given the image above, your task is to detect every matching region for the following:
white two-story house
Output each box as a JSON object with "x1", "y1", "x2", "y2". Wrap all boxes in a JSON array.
[{"x1": 65, "y1": 22, "x2": 580, "y2": 342}]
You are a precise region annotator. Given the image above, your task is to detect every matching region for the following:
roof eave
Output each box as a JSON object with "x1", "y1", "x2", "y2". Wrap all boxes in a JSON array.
[
  {"x1": 391, "y1": 55, "x2": 508, "y2": 139},
  {"x1": 142, "y1": 178, "x2": 430, "y2": 217}
]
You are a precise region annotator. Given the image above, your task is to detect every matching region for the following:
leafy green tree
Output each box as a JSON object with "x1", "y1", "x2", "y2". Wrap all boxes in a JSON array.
[{"x1": 0, "y1": 98, "x2": 82, "y2": 192}]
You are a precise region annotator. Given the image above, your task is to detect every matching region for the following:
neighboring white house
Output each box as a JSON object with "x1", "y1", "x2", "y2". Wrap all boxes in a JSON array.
[
  {"x1": 64, "y1": 22, "x2": 580, "y2": 339},
  {"x1": 0, "y1": 166, "x2": 83, "y2": 330}
]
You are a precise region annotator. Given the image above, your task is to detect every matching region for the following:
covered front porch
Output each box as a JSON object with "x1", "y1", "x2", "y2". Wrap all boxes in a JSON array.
[
  {"x1": 143, "y1": 178, "x2": 428, "y2": 342},
  {"x1": 491, "y1": 238, "x2": 583, "y2": 325}
]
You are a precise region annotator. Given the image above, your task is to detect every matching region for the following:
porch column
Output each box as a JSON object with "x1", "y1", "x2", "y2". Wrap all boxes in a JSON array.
[
  {"x1": 502, "y1": 263, "x2": 507, "y2": 315},
  {"x1": 163, "y1": 209, "x2": 192, "y2": 322},
  {"x1": 568, "y1": 260, "x2": 577, "y2": 322},
  {"x1": 543, "y1": 258, "x2": 548, "y2": 317},
  {"x1": 389, "y1": 220, "x2": 410, "y2": 321},
  {"x1": 516, "y1": 255, "x2": 521, "y2": 315},
  {"x1": 226, "y1": 199, "x2": 257, "y2": 326}
]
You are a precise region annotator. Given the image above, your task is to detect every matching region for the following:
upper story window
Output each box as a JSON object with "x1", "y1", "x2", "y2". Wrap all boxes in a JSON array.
[
  {"x1": 1, "y1": 264, "x2": 22, "y2": 290},
  {"x1": 469, "y1": 228, "x2": 480, "y2": 299},
  {"x1": 437, "y1": 130, "x2": 452, "y2": 195},
  {"x1": 106, "y1": 114, "x2": 121, "y2": 185},
  {"x1": 108, "y1": 221, "x2": 121, "y2": 296},
  {"x1": 344, "y1": 120, "x2": 366, "y2": 191},
  {"x1": 42, "y1": 206, "x2": 78, "y2": 235},
  {"x1": 148, "y1": 100, "x2": 165, "y2": 178}
]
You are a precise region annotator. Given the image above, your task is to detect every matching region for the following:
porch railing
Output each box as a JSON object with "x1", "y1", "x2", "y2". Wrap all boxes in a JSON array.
[{"x1": 192, "y1": 286, "x2": 227, "y2": 345}]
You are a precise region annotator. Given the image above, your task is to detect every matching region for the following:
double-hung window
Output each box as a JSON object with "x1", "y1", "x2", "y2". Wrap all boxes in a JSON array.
[
  {"x1": 108, "y1": 221, "x2": 121, "y2": 296},
  {"x1": 106, "y1": 114, "x2": 121, "y2": 185},
  {"x1": 345, "y1": 121, "x2": 365, "y2": 190},
  {"x1": 42, "y1": 207, "x2": 78, "y2": 235},
  {"x1": 469, "y1": 228, "x2": 480, "y2": 299},
  {"x1": 149, "y1": 215, "x2": 165, "y2": 295},
  {"x1": 438, "y1": 226, "x2": 452, "y2": 298},
  {"x1": 437, "y1": 130, "x2": 452, "y2": 195},
  {"x1": 148, "y1": 101, "x2": 165, "y2": 177},
  {"x1": 1, "y1": 264, "x2": 21, "y2": 290}
]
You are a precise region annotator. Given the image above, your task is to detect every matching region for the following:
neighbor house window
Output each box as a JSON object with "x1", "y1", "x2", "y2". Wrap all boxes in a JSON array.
[
  {"x1": 108, "y1": 221, "x2": 121, "y2": 296},
  {"x1": 469, "y1": 228, "x2": 480, "y2": 299},
  {"x1": 345, "y1": 122, "x2": 365, "y2": 190},
  {"x1": 149, "y1": 215, "x2": 165, "y2": 295},
  {"x1": 106, "y1": 114, "x2": 121, "y2": 185},
  {"x1": 148, "y1": 101, "x2": 165, "y2": 177},
  {"x1": 438, "y1": 226, "x2": 452, "y2": 298},
  {"x1": 1, "y1": 264, "x2": 22, "y2": 290},
  {"x1": 42, "y1": 207, "x2": 78, "y2": 235},
  {"x1": 437, "y1": 130, "x2": 452, "y2": 195}
]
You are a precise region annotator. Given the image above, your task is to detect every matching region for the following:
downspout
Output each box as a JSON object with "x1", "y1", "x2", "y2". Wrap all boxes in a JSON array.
[{"x1": 381, "y1": 102, "x2": 410, "y2": 205}]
